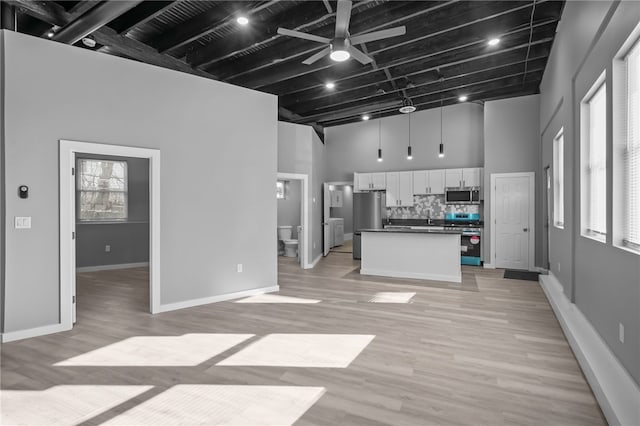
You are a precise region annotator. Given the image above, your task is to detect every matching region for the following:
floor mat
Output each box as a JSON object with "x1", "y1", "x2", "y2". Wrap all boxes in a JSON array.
[{"x1": 503, "y1": 269, "x2": 540, "y2": 281}]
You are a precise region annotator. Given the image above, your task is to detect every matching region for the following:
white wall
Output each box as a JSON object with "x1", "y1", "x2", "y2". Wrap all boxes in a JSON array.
[
  {"x1": 324, "y1": 103, "x2": 484, "y2": 182},
  {"x1": 539, "y1": 1, "x2": 640, "y2": 385},
  {"x1": 484, "y1": 95, "x2": 541, "y2": 265},
  {"x1": 2, "y1": 31, "x2": 278, "y2": 333}
]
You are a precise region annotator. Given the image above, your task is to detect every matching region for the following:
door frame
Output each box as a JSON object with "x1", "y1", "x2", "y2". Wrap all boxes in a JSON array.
[
  {"x1": 60, "y1": 140, "x2": 161, "y2": 331},
  {"x1": 277, "y1": 172, "x2": 311, "y2": 269},
  {"x1": 490, "y1": 172, "x2": 535, "y2": 271},
  {"x1": 323, "y1": 181, "x2": 353, "y2": 256}
]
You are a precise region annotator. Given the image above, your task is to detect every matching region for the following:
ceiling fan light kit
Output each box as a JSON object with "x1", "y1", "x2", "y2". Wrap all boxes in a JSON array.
[{"x1": 277, "y1": 0, "x2": 405, "y2": 66}]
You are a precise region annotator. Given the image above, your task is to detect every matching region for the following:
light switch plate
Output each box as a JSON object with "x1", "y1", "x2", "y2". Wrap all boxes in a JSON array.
[{"x1": 15, "y1": 216, "x2": 32, "y2": 229}]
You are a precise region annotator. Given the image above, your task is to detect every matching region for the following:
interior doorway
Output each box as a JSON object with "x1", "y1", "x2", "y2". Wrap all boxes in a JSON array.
[
  {"x1": 490, "y1": 172, "x2": 535, "y2": 271},
  {"x1": 60, "y1": 140, "x2": 161, "y2": 332},
  {"x1": 277, "y1": 173, "x2": 310, "y2": 269},
  {"x1": 323, "y1": 181, "x2": 354, "y2": 256}
]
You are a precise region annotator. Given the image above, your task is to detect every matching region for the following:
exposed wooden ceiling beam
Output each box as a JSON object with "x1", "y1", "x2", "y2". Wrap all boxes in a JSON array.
[
  {"x1": 275, "y1": 18, "x2": 557, "y2": 101},
  {"x1": 230, "y1": 1, "x2": 547, "y2": 90},
  {"x1": 209, "y1": 0, "x2": 452, "y2": 82},
  {"x1": 1, "y1": 2, "x2": 17, "y2": 30},
  {"x1": 320, "y1": 81, "x2": 540, "y2": 127},
  {"x1": 154, "y1": 1, "x2": 280, "y2": 54},
  {"x1": 52, "y1": 0, "x2": 142, "y2": 45},
  {"x1": 296, "y1": 69, "x2": 544, "y2": 125},
  {"x1": 108, "y1": 1, "x2": 176, "y2": 35}
]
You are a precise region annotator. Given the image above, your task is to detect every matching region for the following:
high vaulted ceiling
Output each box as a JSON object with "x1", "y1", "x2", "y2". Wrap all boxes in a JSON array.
[{"x1": 3, "y1": 0, "x2": 564, "y2": 134}]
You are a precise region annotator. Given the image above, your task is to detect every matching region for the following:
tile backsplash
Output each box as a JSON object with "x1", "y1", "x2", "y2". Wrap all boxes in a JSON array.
[{"x1": 387, "y1": 195, "x2": 480, "y2": 219}]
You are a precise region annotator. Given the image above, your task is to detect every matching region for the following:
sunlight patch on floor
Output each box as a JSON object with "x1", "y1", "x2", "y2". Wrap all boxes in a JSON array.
[
  {"x1": 368, "y1": 292, "x2": 416, "y2": 303},
  {"x1": 1, "y1": 385, "x2": 151, "y2": 426},
  {"x1": 103, "y1": 385, "x2": 326, "y2": 426},
  {"x1": 235, "y1": 294, "x2": 321, "y2": 304},
  {"x1": 217, "y1": 334, "x2": 375, "y2": 368},
  {"x1": 55, "y1": 334, "x2": 254, "y2": 366}
]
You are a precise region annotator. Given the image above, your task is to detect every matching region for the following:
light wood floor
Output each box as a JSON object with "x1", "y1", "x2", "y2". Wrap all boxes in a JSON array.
[{"x1": 1, "y1": 253, "x2": 606, "y2": 425}]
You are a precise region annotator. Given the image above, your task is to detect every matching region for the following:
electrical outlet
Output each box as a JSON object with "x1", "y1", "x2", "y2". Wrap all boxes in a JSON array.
[
  {"x1": 105, "y1": 245, "x2": 111, "y2": 253},
  {"x1": 557, "y1": 262, "x2": 561, "y2": 272},
  {"x1": 14, "y1": 216, "x2": 31, "y2": 229},
  {"x1": 237, "y1": 263, "x2": 243, "y2": 273},
  {"x1": 619, "y1": 323, "x2": 625, "y2": 343}
]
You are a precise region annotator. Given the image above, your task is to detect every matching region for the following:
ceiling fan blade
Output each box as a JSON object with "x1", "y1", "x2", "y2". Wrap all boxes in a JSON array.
[
  {"x1": 348, "y1": 46, "x2": 373, "y2": 65},
  {"x1": 350, "y1": 26, "x2": 406, "y2": 45},
  {"x1": 335, "y1": 0, "x2": 352, "y2": 38},
  {"x1": 303, "y1": 46, "x2": 332, "y2": 65},
  {"x1": 277, "y1": 28, "x2": 331, "y2": 44}
]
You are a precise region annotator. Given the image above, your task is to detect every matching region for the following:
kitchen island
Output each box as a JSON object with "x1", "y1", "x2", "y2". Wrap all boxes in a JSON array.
[{"x1": 360, "y1": 228, "x2": 462, "y2": 283}]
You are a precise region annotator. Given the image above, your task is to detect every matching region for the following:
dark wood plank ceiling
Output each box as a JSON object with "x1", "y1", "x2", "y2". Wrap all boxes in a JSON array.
[{"x1": 3, "y1": 0, "x2": 564, "y2": 133}]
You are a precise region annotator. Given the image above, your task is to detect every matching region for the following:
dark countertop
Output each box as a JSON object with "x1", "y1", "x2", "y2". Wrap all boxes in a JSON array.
[
  {"x1": 360, "y1": 227, "x2": 462, "y2": 234},
  {"x1": 386, "y1": 218, "x2": 484, "y2": 228}
]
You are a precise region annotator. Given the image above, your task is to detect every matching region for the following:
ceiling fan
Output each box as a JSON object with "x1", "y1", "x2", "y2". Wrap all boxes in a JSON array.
[{"x1": 277, "y1": 0, "x2": 406, "y2": 65}]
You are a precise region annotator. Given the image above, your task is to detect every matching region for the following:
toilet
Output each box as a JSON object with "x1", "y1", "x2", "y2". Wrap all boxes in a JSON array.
[{"x1": 277, "y1": 226, "x2": 298, "y2": 257}]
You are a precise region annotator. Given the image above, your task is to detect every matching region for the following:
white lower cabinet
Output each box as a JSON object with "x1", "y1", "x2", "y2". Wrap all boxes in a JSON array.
[{"x1": 386, "y1": 171, "x2": 414, "y2": 207}]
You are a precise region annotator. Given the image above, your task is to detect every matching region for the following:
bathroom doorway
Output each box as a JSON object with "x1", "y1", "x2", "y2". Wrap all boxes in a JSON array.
[
  {"x1": 324, "y1": 181, "x2": 354, "y2": 255},
  {"x1": 277, "y1": 173, "x2": 310, "y2": 269}
]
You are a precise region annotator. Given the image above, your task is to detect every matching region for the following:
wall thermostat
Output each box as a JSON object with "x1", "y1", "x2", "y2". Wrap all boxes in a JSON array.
[{"x1": 18, "y1": 185, "x2": 28, "y2": 199}]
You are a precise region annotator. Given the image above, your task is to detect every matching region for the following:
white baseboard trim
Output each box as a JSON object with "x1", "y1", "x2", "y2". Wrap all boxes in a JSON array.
[
  {"x1": 157, "y1": 285, "x2": 280, "y2": 313},
  {"x1": 360, "y1": 268, "x2": 461, "y2": 283},
  {"x1": 76, "y1": 262, "x2": 149, "y2": 272},
  {"x1": 344, "y1": 233, "x2": 353, "y2": 241},
  {"x1": 539, "y1": 273, "x2": 640, "y2": 426},
  {"x1": 1, "y1": 323, "x2": 71, "y2": 343},
  {"x1": 310, "y1": 254, "x2": 323, "y2": 268},
  {"x1": 483, "y1": 263, "x2": 496, "y2": 269}
]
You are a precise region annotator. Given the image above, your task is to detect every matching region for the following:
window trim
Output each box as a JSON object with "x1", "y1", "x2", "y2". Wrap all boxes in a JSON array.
[
  {"x1": 580, "y1": 72, "x2": 607, "y2": 243},
  {"x1": 553, "y1": 128, "x2": 565, "y2": 229}
]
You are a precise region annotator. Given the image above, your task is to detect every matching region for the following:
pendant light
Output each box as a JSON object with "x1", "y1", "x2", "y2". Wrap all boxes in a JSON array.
[
  {"x1": 377, "y1": 115, "x2": 383, "y2": 162},
  {"x1": 439, "y1": 98, "x2": 445, "y2": 158},
  {"x1": 407, "y1": 113, "x2": 413, "y2": 160}
]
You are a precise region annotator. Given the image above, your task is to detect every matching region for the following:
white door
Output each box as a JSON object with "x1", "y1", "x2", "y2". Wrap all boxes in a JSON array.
[
  {"x1": 323, "y1": 183, "x2": 331, "y2": 256},
  {"x1": 494, "y1": 173, "x2": 533, "y2": 270}
]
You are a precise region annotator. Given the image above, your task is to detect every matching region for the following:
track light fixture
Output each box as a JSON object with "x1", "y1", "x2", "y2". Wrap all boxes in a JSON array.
[{"x1": 399, "y1": 97, "x2": 416, "y2": 113}]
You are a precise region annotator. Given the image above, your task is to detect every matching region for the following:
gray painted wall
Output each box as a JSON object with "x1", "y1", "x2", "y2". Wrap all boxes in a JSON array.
[
  {"x1": 76, "y1": 154, "x2": 149, "y2": 267},
  {"x1": 277, "y1": 121, "x2": 326, "y2": 262},
  {"x1": 324, "y1": 103, "x2": 484, "y2": 182},
  {"x1": 539, "y1": 1, "x2": 640, "y2": 384},
  {"x1": 2, "y1": 31, "x2": 277, "y2": 333},
  {"x1": 484, "y1": 95, "x2": 541, "y2": 266},
  {"x1": 277, "y1": 179, "x2": 301, "y2": 239},
  {"x1": 329, "y1": 184, "x2": 353, "y2": 235}
]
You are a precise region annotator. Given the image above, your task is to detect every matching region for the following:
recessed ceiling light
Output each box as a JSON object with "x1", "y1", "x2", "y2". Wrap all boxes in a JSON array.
[
  {"x1": 458, "y1": 95, "x2": 468, "y2": 102},
  {"x1": 362, "y1": 114, "x2": 370, "y2": 121},
  {"x1": 488, "y1": 38, "x2": 500, "y2": 46},
  {"x1": 237, "y1": 16, "x2": 249, "y2": 25},
  {"x1": 330, "y1": 50, "x2": 350, "y2": 62},
  {"x1": 325, "y1": 82, "x2": 335, "y2": 89}
]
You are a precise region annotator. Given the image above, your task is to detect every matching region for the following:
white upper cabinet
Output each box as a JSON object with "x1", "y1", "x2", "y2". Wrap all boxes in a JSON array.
[
  {"x1": 445, "y1": 169, "x2": 463, "y2": 188},
  {"x1": 330, "y1": 190, "x2": 343, "y2": 207},
  {"x1": 462, "y1": 168, "x2": 482, "y2": 187},
  {"x1": 413, "y1": 169, "x2": 445, "y2": 194},
  {"x1": 428, "y1": 169, "x2": 446, "y2": 194},
  {"x1": 355, "y1": 172, "x2": 386, "y2": 191},
  {"x1": 386, "y1": 171, "x2": 413, "y2": 207},
  {"x1": 445, "y1": 167, "x2": 482, "y2": 188},
  {"x1": 413, "y1": 170, "x2": 428, "y2": 194}
]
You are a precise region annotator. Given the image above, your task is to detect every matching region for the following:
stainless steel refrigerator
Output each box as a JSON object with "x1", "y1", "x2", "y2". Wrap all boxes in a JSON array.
[{"x1": 353, "y1": 191, "x2": 387, "y2": 259}]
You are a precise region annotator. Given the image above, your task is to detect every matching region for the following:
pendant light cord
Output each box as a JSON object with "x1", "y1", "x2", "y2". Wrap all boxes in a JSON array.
[
  {"x1": 440, "y1": 98, "x2": 443, "y2": 145},
  {"x1": 408, "y1": 113, "x2": 412, "y2": 148}
]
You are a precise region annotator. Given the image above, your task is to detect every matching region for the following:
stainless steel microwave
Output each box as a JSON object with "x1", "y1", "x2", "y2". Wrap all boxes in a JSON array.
[{"x1": 445, "y1": 187, "x2": 480, "y2": 204}]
